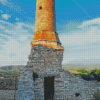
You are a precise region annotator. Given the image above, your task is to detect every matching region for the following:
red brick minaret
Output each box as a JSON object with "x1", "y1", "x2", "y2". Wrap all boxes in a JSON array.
[{"x1": 31, "y1": 0, "x2": 64, "y2": 52}]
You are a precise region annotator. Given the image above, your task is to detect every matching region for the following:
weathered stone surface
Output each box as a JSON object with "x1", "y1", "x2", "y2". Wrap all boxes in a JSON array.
[
  {"x1": 16, "y1": 69, "x2": 35, "y2": 100},
  {"x1": 17, "y1": 45, "x2": 100, "y2": 100}
]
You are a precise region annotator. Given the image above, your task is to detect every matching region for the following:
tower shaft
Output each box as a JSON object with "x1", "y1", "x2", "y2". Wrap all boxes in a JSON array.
[
  {"x1": 35, "y1": 0, "x2": 56, "y2": 32},
  {"x1": 31, "y1": 0, "x2": 64, "y2": 51}
]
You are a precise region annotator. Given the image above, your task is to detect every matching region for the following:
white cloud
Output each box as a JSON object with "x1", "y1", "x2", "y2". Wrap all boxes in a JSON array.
[
  {"x1": 19, "y1": 35, "x2": 28, "y2": 42},
  {"x1": 1, "y1": 14, "x2": 11, "y2": 20},
  {"x1": 0, "y1": 25, "x2": 5, "y2": 30},
  {"x1": 60, "y1": 26, "x2": 100, "y2": 46},
  {"x1": 0, "y1": 10, "x2": 3, "y2": 13},
  {"x1": 1, "y1": 17, "x2": 100, "y2": 66},
  {"x1": 0, "y1": 20, "x2": 13, "y2": 26},
  {"x1": 0, "y1": 20, "x2": 35, "y2": 66},
  {"x1": 0, "y1": 0, "x2": 8, "y2": 5},
  {"x1": 59, "y1": 18, "x2": 100, "y2": 46},
  {"x1": 0, "y1": 36, "x2": 31, "y2": 66},
  {"x1": 15, "y1": 18, "x2": 19, "y2": 21},
  {"x1": 0, "y1": 0, "x2": 26, "y2": 14},
  {"x1": 59, "y1": 17, "x2": 100, "y2": 64},
  {"x1": 78, "y1": 17, "x2": 100, "y2": 28}
]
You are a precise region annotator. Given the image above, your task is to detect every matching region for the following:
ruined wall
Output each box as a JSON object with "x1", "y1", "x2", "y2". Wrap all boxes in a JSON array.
[
  {"x1": 54, "y1": 70, "x2": 100, "y2": 100},
  {"x1": 17, "y1": 45, "x2": 100, "y2": 100},
  {"x1": 0, "y1": 78, "x2": 18, "y2": 90},
  {"x1": 28, "y1": 45, "x2": 63, "y2": 100},
  {"x1": 30, "y1": 46, "x2": 100, "y2": 100},
  {"x1": 16, "y1": 69, "x2": 35, "y2": 100}
]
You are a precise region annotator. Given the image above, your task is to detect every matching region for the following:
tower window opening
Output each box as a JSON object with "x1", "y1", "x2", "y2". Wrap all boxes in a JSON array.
[{"x1": 39, "y1": 6, "x2": 42, "y2": 10}]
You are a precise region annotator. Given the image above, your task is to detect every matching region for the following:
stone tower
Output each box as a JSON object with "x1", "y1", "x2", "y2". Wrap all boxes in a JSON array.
[
  {"x1": 31, "y1": 0, "x2": 64, "y2": 51},
  {"x1": 17, "y1": 0, "x2": 100, "y2": 100}
]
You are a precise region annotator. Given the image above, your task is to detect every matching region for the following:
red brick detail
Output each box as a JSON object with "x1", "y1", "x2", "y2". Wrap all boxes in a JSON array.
[
  {"x1": 44, "y1": 61, "x2": 48, "y2": 65},
  {"x1": 55, "y1": 80, "x2": 61, "y2": 82},
  {"x1": 34, "y1": 68, "x2": 40, "y2": 71},
  {"x1": 50, "y1": 62, "x2": 53, "y2": 65},
  {"x1": 55, "y1": 76, "x2": 61, "y2": 78}
]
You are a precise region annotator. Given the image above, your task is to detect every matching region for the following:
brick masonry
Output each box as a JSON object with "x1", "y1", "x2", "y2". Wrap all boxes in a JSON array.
[
  {"x1": 17, "y1": 45, "x2": 100, "y2": 100},
  {"x1": 31, "y1": 0, "x2": 64, "y2": 51},
  {"x1": 35, "y1": 0, "x2": 56, "y2": 32}
]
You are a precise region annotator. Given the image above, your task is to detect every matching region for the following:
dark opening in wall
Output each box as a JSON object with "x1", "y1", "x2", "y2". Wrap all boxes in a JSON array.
[
  {"x1": 39, "y1": 6, "x2": 42, "y2": 10},
  {"x1": 47, "y1": 50, "x2": 50, "y2": 52},
  {"x1": 34, "y1": 49, "x2": 37, "y2": 51},
  {"x1": 44, "y1": 76, "x2": 54, "y2": 100},
  {"x1": 32, "y1": 71, "x2": 38, "y2": 81},
  {"x1": 75, "y1": 93, "x2": 80, "y2": 97}
]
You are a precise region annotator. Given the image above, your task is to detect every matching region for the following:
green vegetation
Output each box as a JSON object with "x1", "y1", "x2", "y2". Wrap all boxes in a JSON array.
[
  {"x1": 63, "y1": 66, "x2": 100, "y2": 82},
  {"x1": 77, "y1": 68, "x2": 100, "y2": 82},
  {"x1": 77, "y1": 68, "x2": 88, "y2": 74},
  {"x1": 62, "y1": 64, "x2": 100, "y2": 71}
]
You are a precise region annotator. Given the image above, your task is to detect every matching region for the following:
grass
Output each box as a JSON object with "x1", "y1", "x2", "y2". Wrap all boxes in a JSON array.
[{"x1": 65, "y1": 69, "x2": 81, "y2": 74}]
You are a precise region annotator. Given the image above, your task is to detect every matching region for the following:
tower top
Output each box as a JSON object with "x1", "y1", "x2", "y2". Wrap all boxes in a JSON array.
[
  {"x1": 35, "y1": 0, "x2": 56, "y2": 32},
  {"x1": 31, "y1": 0, "x2": 64, "y2": 51}
]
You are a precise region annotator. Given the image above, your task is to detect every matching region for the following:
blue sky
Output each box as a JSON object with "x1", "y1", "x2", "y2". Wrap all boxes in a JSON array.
[{"x1": 0, "y1": 0, "x2": 100, "y2": 66}]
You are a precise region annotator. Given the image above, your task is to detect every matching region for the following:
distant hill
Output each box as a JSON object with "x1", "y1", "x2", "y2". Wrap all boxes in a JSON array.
[
  {"x1": 62, "y1": 64, "x2": 100, "y2": 71},
  {"x1": 0, "y1": 66, "x2": 13, "y2": 70},
  {"x1": 67, "y1": 59, "x2": 100, "y2": 65},
  {"x1": 0, "y1": 65, "x2": 25, "y2": 77},
  {"x1": 0, "y1": 64, "x2": 100, "y2": 77},
  {"x1": 0, "y1": 65, "x2": 25, "y2": 71}
]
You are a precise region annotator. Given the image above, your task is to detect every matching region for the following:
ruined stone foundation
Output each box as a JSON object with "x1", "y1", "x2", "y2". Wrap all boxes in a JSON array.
[{"x1": 17, "y1": 45, "x2": 100, "y2": 100}]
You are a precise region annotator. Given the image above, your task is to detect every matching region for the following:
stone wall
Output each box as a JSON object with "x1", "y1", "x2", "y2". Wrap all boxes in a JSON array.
[
  {"x1": 16, "y1": 68, "x2": 35, "y2": 100},
  {"x1": 0, "y1": 78, "x2": 18, "y2": 90},
  {"x1": 17, "y1": 45, "x2": 100, "y2": 100},
  {"x1": 0, "y1": 90, "x2": 17, "y2": 100},
  {"x1": 54, "y1": 70, "x2": 100, "y2": 100}
]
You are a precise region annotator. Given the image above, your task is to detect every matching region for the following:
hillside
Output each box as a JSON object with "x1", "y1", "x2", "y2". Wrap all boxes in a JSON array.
[
  {"x1": 0, "y1": 64, "x2": 100, "y2": 77},
  {"x1": 0, "y1": 65, "x2": 25, "y2": 77},
  {"x1": 62, "y1": 64, "x2": 100, "y2": 71}
]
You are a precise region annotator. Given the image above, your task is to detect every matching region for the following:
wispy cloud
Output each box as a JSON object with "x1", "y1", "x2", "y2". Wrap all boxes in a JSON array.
[
  {"x1": 59, "y1": 17, "x2": 100, "y2": 64},
  {"x1": 0, "y1": 10, "x2": 3, "y2": 13},
  {"x1": 1, "y1": 14, "x2": 11, "y2": 20},
  {"x1": 60, "y1": 27, "x2": 100, "y2": 46},
  {"x1": 1, "y1": 17, "x2": 100, "y2": 65},
  {"x1": 0, "y1": 0, "x2": 26, "y2": 14},
  {"x1": 15, "y1": 18, "x2": 19, "y2": 21},
  {"x1": 0, "y1": 20, "x2": 35, "y2": 66},
  {"x1": 72, "y1": 0, "x2": 91, "y2": 18},
  {"x1": 78, "y1": 18, "x2": 100, "y2": 28},
  {"x1": 0, "y1": 0, "x2": 8, "y2": 5}
]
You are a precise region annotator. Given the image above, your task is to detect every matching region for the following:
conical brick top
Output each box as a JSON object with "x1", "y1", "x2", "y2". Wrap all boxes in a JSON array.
[{"x1": 31, "y1": 0, "x2": 64, "y2": 51}]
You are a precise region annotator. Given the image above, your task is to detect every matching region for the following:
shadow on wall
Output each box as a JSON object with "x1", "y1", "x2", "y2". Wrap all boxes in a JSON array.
[{"x1": 32, "y1": 71, "x2": 38, "y2": 82}]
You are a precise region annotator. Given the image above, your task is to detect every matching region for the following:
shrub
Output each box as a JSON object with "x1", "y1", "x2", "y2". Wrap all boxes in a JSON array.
[
  {"x1": 77, "y1": 68, "x2": 88, "y2": 74},
  {"x1": 89, "y1": 68, "x2": 100, "y2": 81},
  {"x1": 77, "y1": 68, "x2": 100, "y2": 82},
  {"x1": 80, "y1": 74, "x2": 95, "y2": 81}
]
